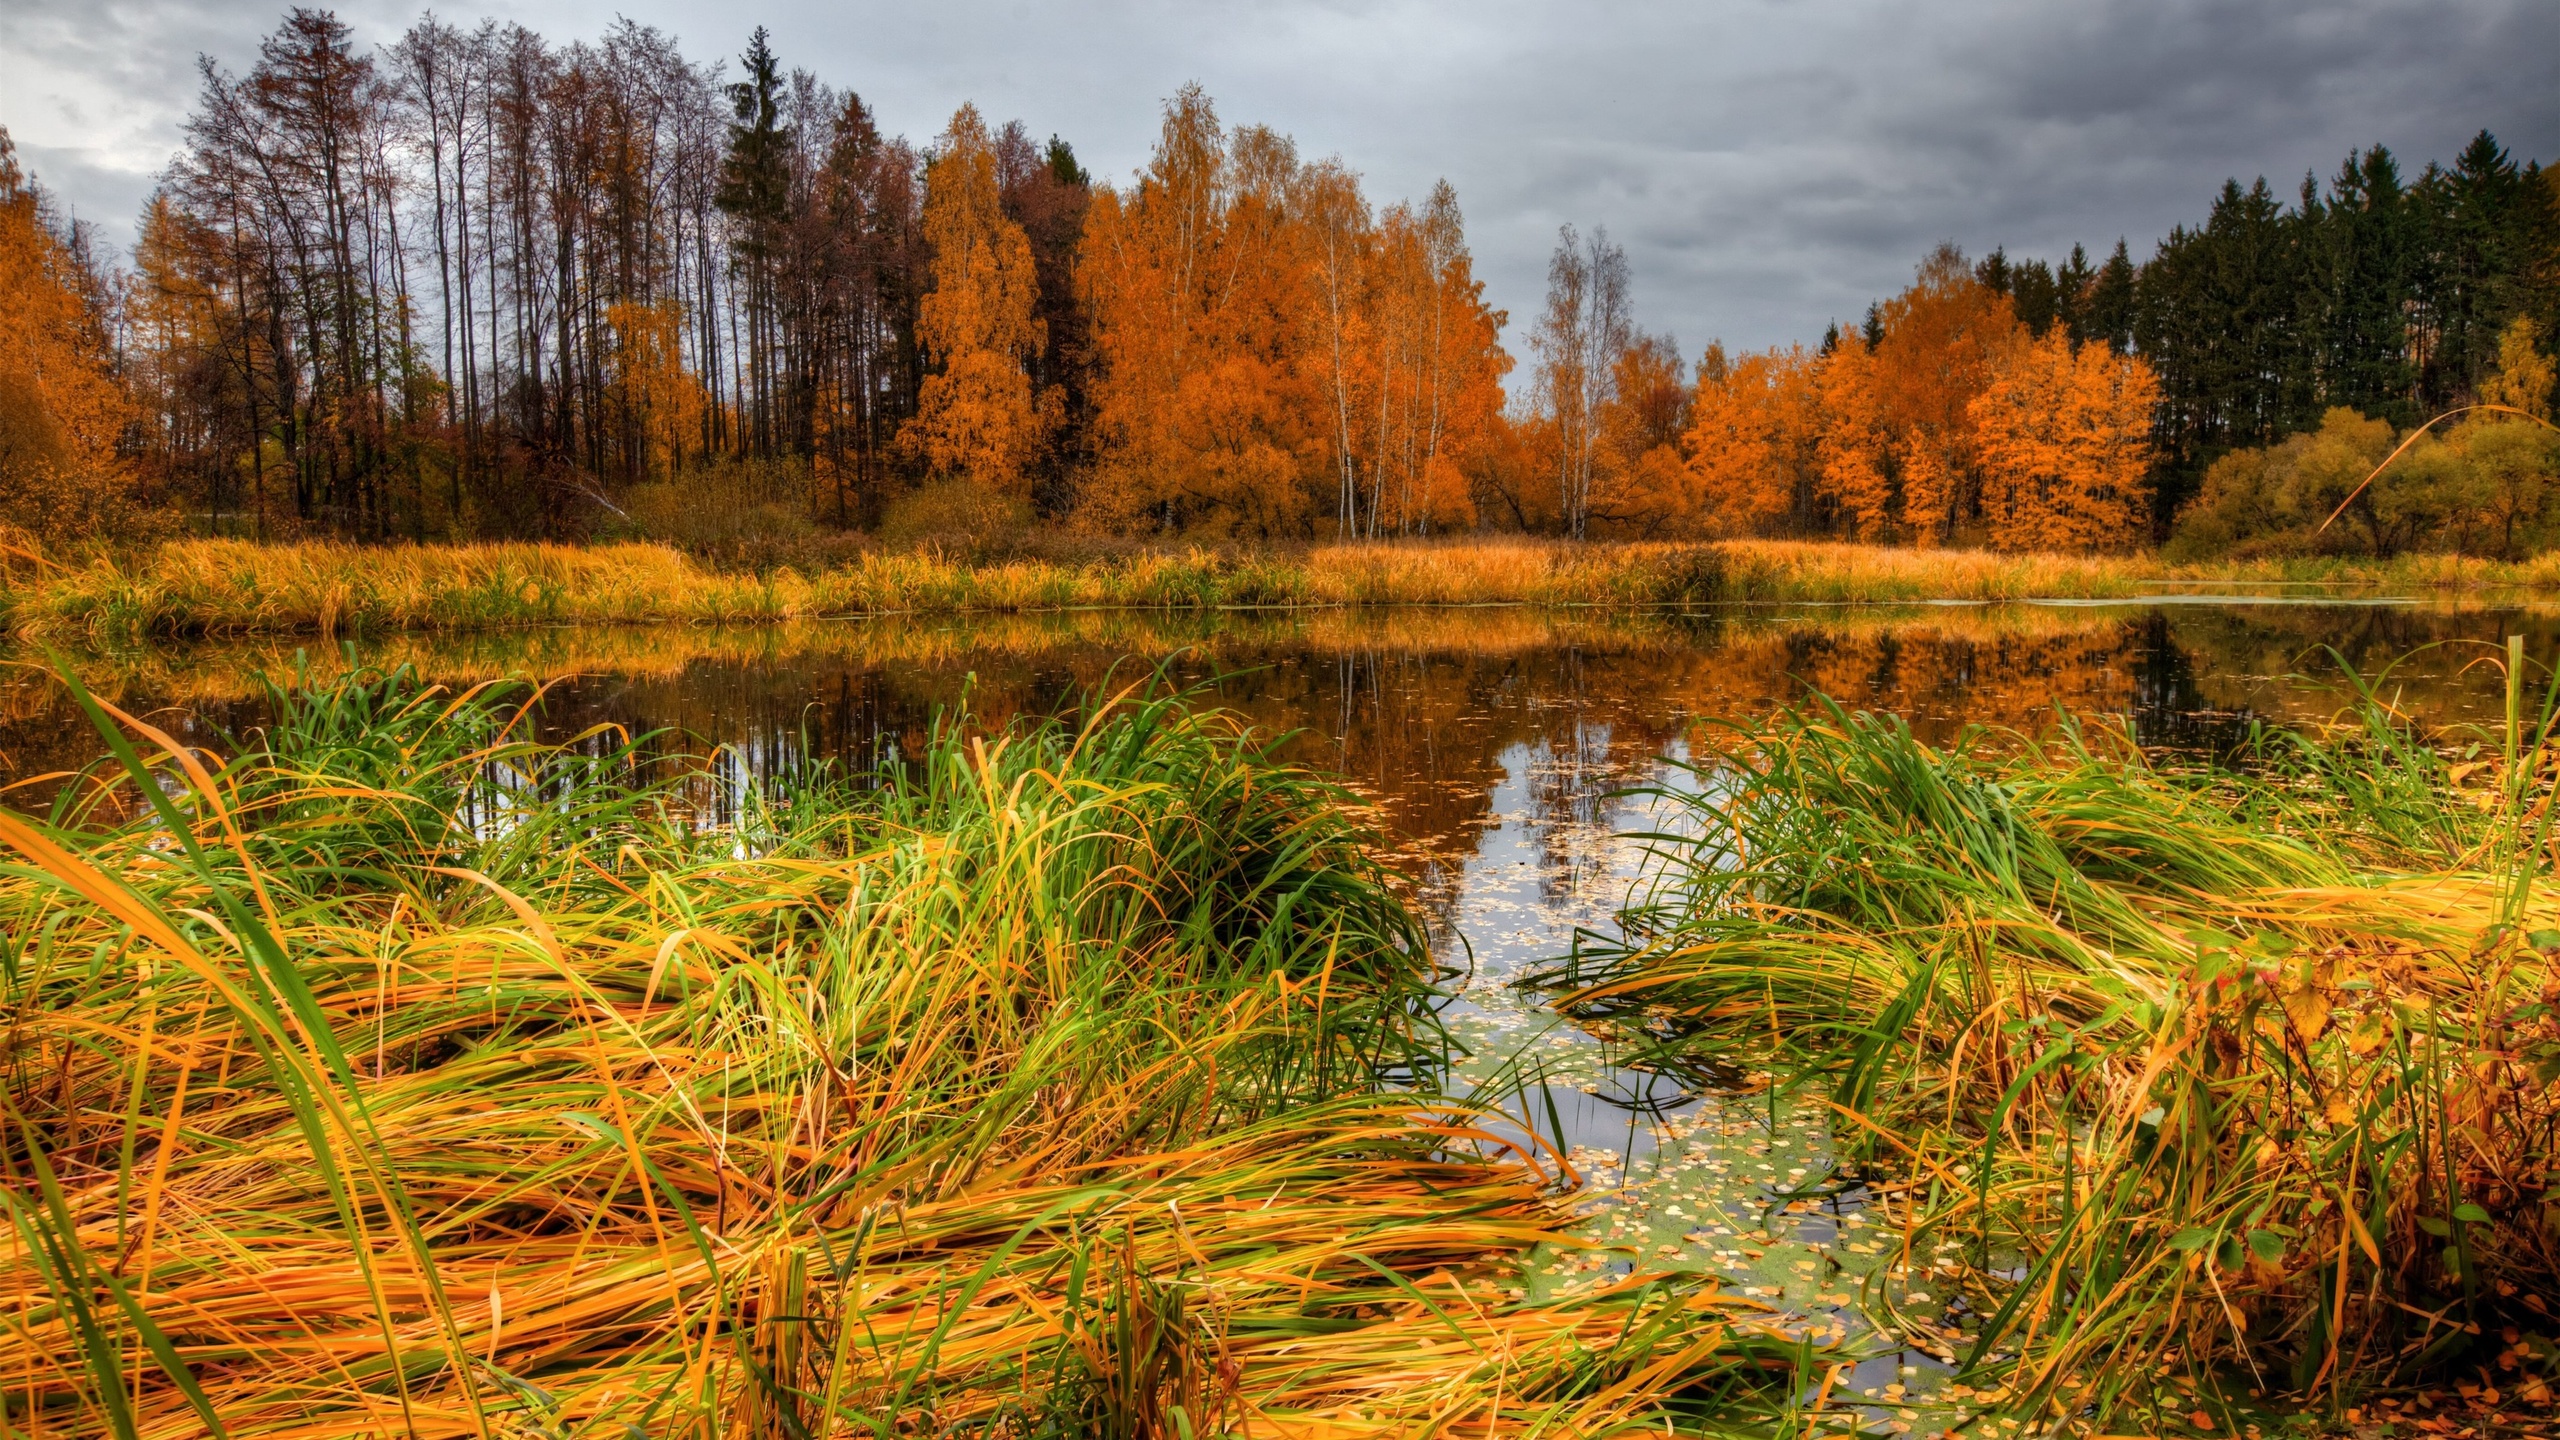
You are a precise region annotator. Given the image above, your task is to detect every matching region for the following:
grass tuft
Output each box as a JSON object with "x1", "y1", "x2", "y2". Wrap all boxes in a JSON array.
[
  {"x1": 0, "y1": 659, "x2": 1791, "y2": 1436},
  {"x1": 1536, "y1": 658, "x2": 2560, "y2": 1423}
]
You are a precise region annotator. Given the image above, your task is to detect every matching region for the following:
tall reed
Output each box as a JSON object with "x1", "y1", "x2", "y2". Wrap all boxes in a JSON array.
[
  {"x1": 1536, "y1": 656, "x2": 2560, "y2": 1424},
  {"x1": 2, "y1": 538, "x2": 2186, "y2": 642},
  {"x1": 22, "y1": 537, "x2": 2560, "y2": 644},
  {"x1": 0, "y1": 662, "x2": 1788, "y2": 1437}
]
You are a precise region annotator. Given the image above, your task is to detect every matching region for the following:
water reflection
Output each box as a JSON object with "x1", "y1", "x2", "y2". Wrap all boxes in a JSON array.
[
  {"x1": 6, "y1": 599, "x2": 2548, "y2": 1429},
  {"x1": 9, "y1": 600, "x2": 2541, "y2": 865}
]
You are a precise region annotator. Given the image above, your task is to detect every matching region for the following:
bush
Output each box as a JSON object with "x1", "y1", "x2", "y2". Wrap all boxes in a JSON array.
[
  {"x1": 878, "y1": 478, "x2": 1035, "y2": 558},
  {"x1": 611, "y1": 457, "x2": 820, "y2": 550},
  {"x1": 2168, "y1": 406, "x2": 2560, "y2": 560}
]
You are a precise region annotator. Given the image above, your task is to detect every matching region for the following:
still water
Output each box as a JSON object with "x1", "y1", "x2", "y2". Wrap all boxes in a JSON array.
[{"x1": 5, "y1": 598, "x2": 2549, "y2": 1427}]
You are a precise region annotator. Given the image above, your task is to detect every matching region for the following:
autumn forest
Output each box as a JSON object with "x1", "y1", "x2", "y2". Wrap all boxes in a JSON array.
[
  {"x1": 17, "y1": 9, "x2": 2560, "y2": 1436},
  {"x1": 2, "y1": 7, "x2": 2557, "y2": 559}
]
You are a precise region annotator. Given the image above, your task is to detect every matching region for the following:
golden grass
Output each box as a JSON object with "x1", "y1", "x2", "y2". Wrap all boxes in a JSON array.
[
  {"x1": 1539, "y1": 686, "x2": 2560, "y2": 1422},
  {"x1": 18, "y1": 535, "x2": 2560, "y2": 644},
  {"x1": 0, "y1": 536, "x2": 2322, "y2": 643},
  {"x1": 0, "y1": 664, "x2": 1801, "y2": 1437}
]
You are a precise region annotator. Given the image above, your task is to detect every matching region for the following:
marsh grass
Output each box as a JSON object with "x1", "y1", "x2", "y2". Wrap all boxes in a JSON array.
[
  {"x1": 0, "y1": 538, "x2": 2196, "y2": 642},
  {"x1": 0, "y1": 660, "x2": 1798, "y2": 1437},
  {"x1": 1535, "y1": 647, "x2": 2560, "y2": 1424},
  {"x1": 23, "y1": 537, "x2": 2560, "y2": 644}
]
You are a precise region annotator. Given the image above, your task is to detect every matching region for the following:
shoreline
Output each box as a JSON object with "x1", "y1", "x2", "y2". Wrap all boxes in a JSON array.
[{"x1": 10, "y1": 536, "x2": 2559, "y2": 641}]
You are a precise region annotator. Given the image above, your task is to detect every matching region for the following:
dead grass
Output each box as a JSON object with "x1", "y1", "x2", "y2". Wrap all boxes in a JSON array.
[
  {"x1": 0, "y1": 662, "x2": 1800, "y2": 1436},
  {"x1": 17, "y1": 534, "x2": 2560, "y2": 643}
]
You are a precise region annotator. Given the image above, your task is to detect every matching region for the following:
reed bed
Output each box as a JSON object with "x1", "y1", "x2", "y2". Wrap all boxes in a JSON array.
[
  {"x1": 0, "y1": 663, "x2": 1793, "y2": 1437},
  {"x1": 22, "y1": 536, "x2": 2560, "y2": 644},
  {"x1": 0, "y1": 538, "x2": 2192, "y2": 642},
  {"x1": 1535, "y1": 655, "x2": 2560, "y2": 1425}
]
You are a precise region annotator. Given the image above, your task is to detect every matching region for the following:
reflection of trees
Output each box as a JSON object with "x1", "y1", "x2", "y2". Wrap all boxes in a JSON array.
[
  {"x1": 8, "y1": 602, "x2": 2539, "y2": 846},
  {"x1": 1519, "y1": 721, "x2": 1639, "y2": 912},
  {"x1": 2163, "y1": 605, "x2": 2551, "y2": 729}
]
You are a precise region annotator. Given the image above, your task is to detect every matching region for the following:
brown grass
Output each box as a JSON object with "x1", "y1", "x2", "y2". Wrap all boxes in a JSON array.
[
  {"x1": 0, "y1": 537, "x2": 2188, "y2": 642},
  {"x1": 19, "y1": 535, "x2": 2560, "y2": 644}
]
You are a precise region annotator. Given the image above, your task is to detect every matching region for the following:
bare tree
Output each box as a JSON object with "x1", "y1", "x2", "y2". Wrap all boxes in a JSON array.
[{"x1": 1532, "y1": 223, "x2": 1628, "y2": 539}]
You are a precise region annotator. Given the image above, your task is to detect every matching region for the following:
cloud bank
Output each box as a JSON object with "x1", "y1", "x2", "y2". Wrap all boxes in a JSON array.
[{"x1": 3, "y1": 0, "x2": 2551, "y2": 355}]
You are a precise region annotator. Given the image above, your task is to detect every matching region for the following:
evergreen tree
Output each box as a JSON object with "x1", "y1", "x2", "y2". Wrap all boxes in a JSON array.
[
  {"x1": 2418, "y1": 131, "x2": 2529, "y2": 406},
  {"x1": 2055, "y1": 243, "x2": 2096, "y2": 341},
  {"x1": 1974, "y1": 247, "x2": 2012, "y2": 297},
  {"x1": 717, "y1": 30, "x2": 792, "y2": 235},
  {"x1": 2085, "y1": 240, "x2": 2137, "y2": 353},
  {"x1": 2134, "y1": 178, "x2": 2311, "y2": 504},
  {"x1": 718, "y1": 27, "x2": 792, "y2": 455},
  {"x1": 2010, "y1": 258, "x2": 2061, "y2": 336},
  {"x1": 1045, "y1": 135, "x2": 1089, "y2": 188},
  {"x1": 2308, "y1": 147, "x2": 2416, "y2": 423}
]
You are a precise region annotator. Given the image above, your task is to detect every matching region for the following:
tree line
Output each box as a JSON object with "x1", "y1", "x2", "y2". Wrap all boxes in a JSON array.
[
  {"x1": 0, "y1": 5, "x2": 2554, "y2": 553},
  {"x1": 1999, "y1": 134, "x2": 2560, "y2": 524},
  {"x1": 1544, "y1": 135, "x2": 2558, "y2": 550}
]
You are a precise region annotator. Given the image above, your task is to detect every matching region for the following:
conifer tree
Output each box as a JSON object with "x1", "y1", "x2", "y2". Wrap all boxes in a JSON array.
[
  {"x1": 2309, "y1": 147, "x2": 2415, "y2": 423},
  {"x1": 2085, "y1": 241, "x2": 2136, "y2": 353},
  {"x1": 2054, "y1": 243, "x2": 2096, "y2": 342},
  {"x1": 718, "y1": 27, "x2": 793, "y2": 457}
]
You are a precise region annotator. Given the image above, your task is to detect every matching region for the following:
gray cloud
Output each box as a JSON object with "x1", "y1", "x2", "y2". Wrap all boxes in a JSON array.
[{"x1": 1, "y1": 0, "x2": 2550, "y2": 356}]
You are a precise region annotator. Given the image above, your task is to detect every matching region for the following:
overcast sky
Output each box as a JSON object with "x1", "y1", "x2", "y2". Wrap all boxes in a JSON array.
[{"x1": 3, "y1": 0, "x2": 2553, "y2": 356}]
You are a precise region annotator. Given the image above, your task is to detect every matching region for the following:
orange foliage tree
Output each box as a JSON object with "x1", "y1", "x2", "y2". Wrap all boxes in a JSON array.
[
  {"x1": 1585, "y1": 332, "x2": 1690, "y2": 533},
  {"x1": 607, "y1": 300, "x2": 709, "y2": 483},
  {"x1": 1821, "y1": 246, "x2": 2026, "y2": 542},
  {"x1": 1687, "y1": 245, "x2": 2159, "y2": 551},
  {"x1": 1078, "y1": 87, "x2": 1507, "y2": 537},
  {"x1": 1079, "y1": 88, "x2": 1307, "y2": 533},
  {"x1": 1971, "y1": 328, "x2": 2160, "y2": 549},
  {"x1": 1679, "y1": 342, "x2": 1822, "y2": 535},
  {"x1": 1322, "y1": 180, "x2": 1508, "y2": 536},
  {"x1": 0, "y1": 127, "x2": 133, "y2": 539},
  {"x1": 1815, "y1": 332, "x2": 1898, "y2": 539},
  {"x1": 906, "y1": 104, "x2": 1050, "y2": 503}
]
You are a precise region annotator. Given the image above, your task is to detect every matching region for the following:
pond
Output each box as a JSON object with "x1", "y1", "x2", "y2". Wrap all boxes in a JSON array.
[{"x1": 6, "y1": 597, "x2": 2552, "y2": 1430}]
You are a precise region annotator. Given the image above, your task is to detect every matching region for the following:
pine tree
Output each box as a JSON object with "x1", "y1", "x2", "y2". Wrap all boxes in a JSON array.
[
  {"x1": 2309, "y1": 147, "x2": 2416, "y2": 423},
  {"x1": 2134, "y1": 177, "x2": 2311, "y2": 523},
  {"x1": 2420, "y1": 132, "x2": 2529, "y2": 406},
  {"x1": 1974, "y1": 247, "x2": 2012, "y2": 296},
  {"x1": 2010, "y1": 258, "x2": 2061, "y2": 337},
  {"x1": 718, "y1": 27, "x2": 793, "y2": 456},
  {"x1": 2055, "y1": 243, "x2": 2097, "y2": 342},
  {"x1": 2086, "y1": 240, "x2": 2136, "y2": 354}
]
